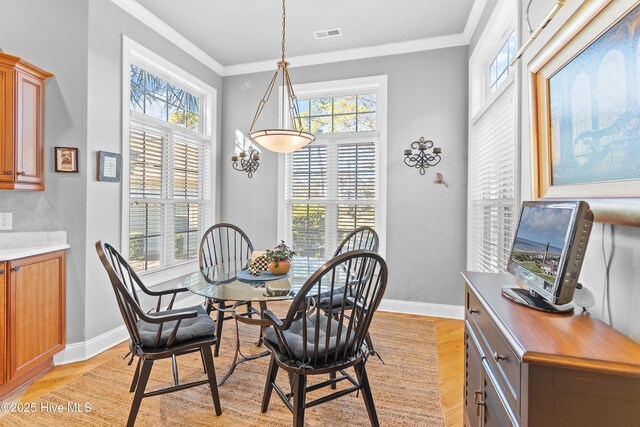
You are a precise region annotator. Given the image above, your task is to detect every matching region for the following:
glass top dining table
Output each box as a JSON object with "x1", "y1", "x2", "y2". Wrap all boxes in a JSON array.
[{"x1": 184, "y1": 257, "x2": 328, "y2": 303}]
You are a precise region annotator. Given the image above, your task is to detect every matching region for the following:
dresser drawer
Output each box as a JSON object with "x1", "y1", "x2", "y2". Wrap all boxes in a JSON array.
[{"x1": 466, "y1": 288, "x2": 521, "y2": 419}]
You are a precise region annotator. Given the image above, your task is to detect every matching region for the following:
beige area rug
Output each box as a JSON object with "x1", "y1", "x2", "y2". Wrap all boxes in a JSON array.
[{"x1": 3, "y1": 309, "x2": 444, "y2": 426}]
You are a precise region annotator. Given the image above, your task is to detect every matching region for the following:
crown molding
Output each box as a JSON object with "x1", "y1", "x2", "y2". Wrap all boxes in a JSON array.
[
  {"x1": 110, "y1": 0, "x2": 477, "y2": 77},
  {"x1": 463, "y1": 0, "x2": 489, "y2": 43},
  {"x1": 224, "y1": 33, "x2": 468, "y2": 76},
  {"x1": 109, "y1": 0, "x2": 224, "y2": 75}
]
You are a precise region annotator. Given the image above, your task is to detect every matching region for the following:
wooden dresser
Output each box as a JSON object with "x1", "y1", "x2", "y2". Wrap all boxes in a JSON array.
[{"x1": 463, "y1": 271, "x2": 640, "y2": 427}]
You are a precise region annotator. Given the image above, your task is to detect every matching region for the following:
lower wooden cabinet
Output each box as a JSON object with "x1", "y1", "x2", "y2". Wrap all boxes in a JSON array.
[
  {"x1": 465, "y1": 326, "x2": 513, "y2": 427},
  {"x1": 0, "y1": 250, "x2": 66, "y2": 398},
  {"x1": 463, "y1": 271, "x2": 640, "y2": 427},
  {"x1": 0, "y1": 262, "x2": 6, "y2": 387}
]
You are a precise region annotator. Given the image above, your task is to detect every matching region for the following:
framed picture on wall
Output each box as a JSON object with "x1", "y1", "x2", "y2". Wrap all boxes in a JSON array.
[
  {"x1": 55, "y1": 147, "x2": 78, "y2": 173},
  {"x1": 97, "y1": 151, "x2": 122, "y2": 182},
  {"x1": 529, "y1": 0, "x2": 640, "y2": 226}
]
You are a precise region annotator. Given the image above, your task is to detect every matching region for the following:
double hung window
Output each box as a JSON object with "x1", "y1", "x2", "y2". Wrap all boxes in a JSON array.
[
  {"x1": 127, "y1": 63, "x2": 213, "y2": 275},
  {"x1": 281, "y1": 84, "x2": 385, "y2": 269}
]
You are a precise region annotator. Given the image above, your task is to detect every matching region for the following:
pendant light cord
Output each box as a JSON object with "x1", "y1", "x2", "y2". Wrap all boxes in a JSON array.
[{"x1": 281, "y1": 0, "x2": 286, "y2": 63}]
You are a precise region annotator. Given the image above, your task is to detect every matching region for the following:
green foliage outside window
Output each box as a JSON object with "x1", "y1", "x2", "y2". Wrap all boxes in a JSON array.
[{"x1": 130, "y1": 65, "x2": 201, "y2": 131}]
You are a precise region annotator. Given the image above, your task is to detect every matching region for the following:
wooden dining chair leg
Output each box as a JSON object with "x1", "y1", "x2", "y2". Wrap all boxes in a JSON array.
[
  {"x1": 127, "y1": 358, "x2": 153, "y2": 427},
  {"x1": 355, "y1": 362, "x2": 379, "y2": 427},
  {"x1": 200, "y1": 348, "x2": 208, "y2": 373},
  {"x1": 214, "y1": 301, "x2": 226, "y2": 357},
  {"x1": 172, "y1": 354, "x2": 180, "y2": 386},
  {"x1": 292, "y1": 373, "x2": 307, "y2": 427},
  {"x1": 201, "y1": 345, "x2": 222, "y2": 416},
  {"x1": 129, "y1": 357, "x2": 141, "y2": 393},
  {"x1": 329, "y1": 371, "x2": 337, "y2": 389},
  {"x1": 261, "y1": 354, "x2": 280, "y2": 413}
]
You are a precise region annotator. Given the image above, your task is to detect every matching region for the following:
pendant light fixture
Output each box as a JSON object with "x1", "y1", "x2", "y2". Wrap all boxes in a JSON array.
[{"x1": 246, "y1": 0, "x2": 315, "y2": 153}]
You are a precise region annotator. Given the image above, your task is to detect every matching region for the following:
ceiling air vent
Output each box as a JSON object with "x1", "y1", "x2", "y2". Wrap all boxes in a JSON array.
[{"x1": 313, "y1": 28, "x2": 342, "y2": 40}]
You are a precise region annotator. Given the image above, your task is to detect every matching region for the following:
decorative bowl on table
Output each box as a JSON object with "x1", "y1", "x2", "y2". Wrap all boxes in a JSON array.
[
  {"x1": 266, "y1": 240, "x2": 295, "y2": 275},
  {"x1": 268, "y1": 260, "x2": 291, "y2": 275}
]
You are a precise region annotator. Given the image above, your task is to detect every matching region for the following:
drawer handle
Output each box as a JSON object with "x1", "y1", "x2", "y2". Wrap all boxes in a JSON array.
[
  {"x1": 18, "y1": 171, "x2": 26, "y2": 176},
  {"x1": 493, "y1": 351, "x2": 507, "y2": 362},
  {"x1": 12, "y1": 266, "x2": 20, "y2": 272},
  {"x1": 474, "y1": 390, "x2": 485, "y2": 416},
  {"x1": 468, "y1": 307, "x2": 479, "y2": 314},
  {"x1": 0, "y1": 269, "x2": 4, "y2": 274},
  {"x1": 4, "y1": 170, "x2": 12, "y2": 175}
]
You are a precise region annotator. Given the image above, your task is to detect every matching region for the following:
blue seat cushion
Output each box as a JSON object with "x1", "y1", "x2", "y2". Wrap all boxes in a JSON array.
[
  {"x1": 265, "y1": 313, "x2": 354, "y2": 362},
  {"x1": 137, "y1": 304, "x2": 216, "y2": 348},
  {"x1": 318, "y1": 286, "x2": 354, "y2": 312}
]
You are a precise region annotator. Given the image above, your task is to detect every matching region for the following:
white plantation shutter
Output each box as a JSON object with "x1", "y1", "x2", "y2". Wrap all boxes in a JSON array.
[
  {"x1": 284, "y1": 139, "x2": 379, "y2": 259},
  {"x1": 128, "y1": 117, "x2": 211, "y2": 273},
  {"x1": 469, "y1": 82, "x2": 516, "y2": 272}
]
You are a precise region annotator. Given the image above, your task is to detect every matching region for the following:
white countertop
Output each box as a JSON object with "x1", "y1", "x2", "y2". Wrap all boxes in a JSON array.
[{"x1": 0, "y1": 231, "x2": 70, "y2": 261}]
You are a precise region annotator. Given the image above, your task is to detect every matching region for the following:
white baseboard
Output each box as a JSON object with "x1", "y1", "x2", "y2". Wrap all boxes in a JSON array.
[
  {"x1": 54, "y1": 293, "x2": 206, "y2": 366},
  {"x1": 378, "y1": 298, "x2": 465, "y2": 320},
  {"x1": 54, "y1": 295, "x2": 461, "y2": 365}
]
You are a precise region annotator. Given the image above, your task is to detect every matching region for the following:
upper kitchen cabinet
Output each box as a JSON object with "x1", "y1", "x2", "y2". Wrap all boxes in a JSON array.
[{"x1": 0, "y1": 53, "x2": 53, "y2": 191}]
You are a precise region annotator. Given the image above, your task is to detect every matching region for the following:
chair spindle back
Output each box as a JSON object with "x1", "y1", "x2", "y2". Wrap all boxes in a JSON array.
[
  {"x1": 199, "y1": 223, "x2": 254, "y2": 269},
  {"x1": 333, "y1": 226, "x2": 379, "y2": 257},
  {"x1": 96, "y1": 241, "x2": 146, "y2": 348},
  {"x1": 273, "y1": 250, "x2": 387, "y2": 367}
]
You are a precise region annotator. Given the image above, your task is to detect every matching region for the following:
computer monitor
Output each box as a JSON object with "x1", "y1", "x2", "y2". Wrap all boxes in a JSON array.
[{"x1": 503, "y1": 200, "x2": 594, "y2": 313}]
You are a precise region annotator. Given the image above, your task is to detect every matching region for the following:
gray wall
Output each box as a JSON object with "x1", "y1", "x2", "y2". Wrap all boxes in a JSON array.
[
  {"x1": 83, "y1": 0, "x2": 222, "y2": 340},
  {"x1": 222, "y1": 47, "x2": 469, "y2": 306},
  {"x1": 0, "y1": 0, "x2": 90, "y2": 343},
  {"x1": 0, "y1": 0, "x2": 222, "y2": 344},
  {"x1": 463, "y1": 0, "x2": 640, "y2": 341}
]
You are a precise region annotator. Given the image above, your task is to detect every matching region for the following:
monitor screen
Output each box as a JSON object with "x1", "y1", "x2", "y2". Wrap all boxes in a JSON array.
[{"x1": 507, "y1": 201, "x2": 593, "y2": 305}]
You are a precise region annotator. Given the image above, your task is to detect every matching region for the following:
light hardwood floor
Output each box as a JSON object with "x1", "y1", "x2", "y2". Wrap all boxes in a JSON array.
[{"x1": 10, "y1": 313, "x2": 465, "y2": 426}]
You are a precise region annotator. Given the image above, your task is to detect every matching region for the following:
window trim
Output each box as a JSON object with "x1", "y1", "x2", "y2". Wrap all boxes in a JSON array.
[
  {"x1": 469, "y1": 0, "x2": 517, "y2": 118},
  {"x1": 277, "y1": 75, "x2": 388, "y2": 258},
  {"x1": 121, "y1": 36, "x2": 217, "y2": 286},
  {"x1": 467, "y1": 0, "x2": 520, "y2": 270}
]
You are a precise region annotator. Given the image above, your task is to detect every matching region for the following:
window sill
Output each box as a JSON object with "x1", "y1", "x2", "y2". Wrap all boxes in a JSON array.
[
  {"x1": 471, "y1": 74, "x2": 515, "y2": 125},
  {"x1": 137, "y1": 260, "x2": 199, "y2": 288}
]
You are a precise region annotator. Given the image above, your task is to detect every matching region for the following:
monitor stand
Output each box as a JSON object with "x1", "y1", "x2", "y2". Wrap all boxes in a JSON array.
[{"x1": 501, "y1": 287, "x2": 574, "y2": 314}]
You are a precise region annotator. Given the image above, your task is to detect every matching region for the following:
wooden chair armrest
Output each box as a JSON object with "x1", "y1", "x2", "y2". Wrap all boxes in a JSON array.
[
  {"x1": 143, "y1": 309, "x2": 198, "y2": 324},
  {"x1": 146, "y1": 286, "x2": 190, "y2": 297},
  {"x1": 263, "y1": 310, "x2": 285, "y2": 330}
]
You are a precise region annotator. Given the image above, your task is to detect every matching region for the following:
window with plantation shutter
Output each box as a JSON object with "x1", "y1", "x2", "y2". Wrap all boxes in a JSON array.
[
  {"x1": 468, "y1": 79, "x2": 516, "y2": 272},
  {"x1": 126, "y1": 62, "x2": 212, "y2": 275},
  {"x1": 283, "y1": 91, "x2": 383, "y2": 261}
]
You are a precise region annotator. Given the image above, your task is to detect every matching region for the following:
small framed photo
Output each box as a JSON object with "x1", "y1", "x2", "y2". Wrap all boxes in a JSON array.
[
  {"x1": 55, "y1": 147, "x2": 78, "y2": 173},
  {"x1": 97, "y1": 151, "x2": 122, "y2": 182}
]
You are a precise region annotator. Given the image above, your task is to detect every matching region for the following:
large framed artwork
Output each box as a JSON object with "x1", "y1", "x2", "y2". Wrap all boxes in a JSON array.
[{"x1": 530, "y1": 0, "x2": 640, "y2": 226}]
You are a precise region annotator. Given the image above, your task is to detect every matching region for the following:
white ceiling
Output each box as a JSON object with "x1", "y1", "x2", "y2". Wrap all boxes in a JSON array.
[{"x1": 133, "y1": 0, "x2": 476, "y2": 67}]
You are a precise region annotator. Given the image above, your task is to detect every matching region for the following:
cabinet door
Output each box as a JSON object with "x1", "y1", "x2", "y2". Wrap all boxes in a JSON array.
[
  {"x1": 8, "y1": 252, "x2": 65, "y2": 380},
  {"x1": 15, "y1": 70, "x2": 44, "y2": 186},
  {"x1": 464, "y1": 325, "x2": 484, "y2": 427},
  {"x1": 0, "y1": 65, "x2": 13, "y2": 183},
  {"x1": 482, "y1": 360, "x2": 514, "y2": 427},
  {"x1": 0, "y1": 262, "x2": 5, "y2": 386}
]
